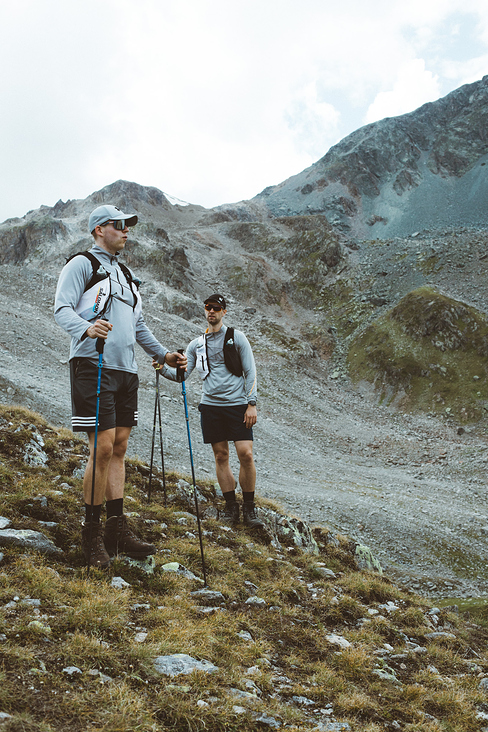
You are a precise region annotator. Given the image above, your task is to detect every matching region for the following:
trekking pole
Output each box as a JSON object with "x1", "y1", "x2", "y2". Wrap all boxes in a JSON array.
[
  {"x1": 87, "y1": 332, "x2": 105, "y2": 575},
  {"x1": 148, "y1": 361, "x2": 167, "y2": 505},
  {"x1": 157, "y1": 372, "x2": 167, "y2": 506},
  {"x1": 177, "y1": 349, "x2": 207, "y2": 587}
]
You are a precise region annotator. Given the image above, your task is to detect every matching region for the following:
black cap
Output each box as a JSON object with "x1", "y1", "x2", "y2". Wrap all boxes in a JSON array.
[{"x1": 204, "y1": 293, "x2": 226, "y2": 309}]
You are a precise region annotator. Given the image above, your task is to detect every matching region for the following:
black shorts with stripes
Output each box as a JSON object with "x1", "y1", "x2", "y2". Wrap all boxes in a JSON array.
[{"x1": 70, "y1": 359, "x2": 139, "y2": 433}]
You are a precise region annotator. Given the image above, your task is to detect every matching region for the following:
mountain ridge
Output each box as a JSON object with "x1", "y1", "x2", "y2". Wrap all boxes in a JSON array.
[{"x1": 254, "y1": 75, "x2": 488, "y2": 238}]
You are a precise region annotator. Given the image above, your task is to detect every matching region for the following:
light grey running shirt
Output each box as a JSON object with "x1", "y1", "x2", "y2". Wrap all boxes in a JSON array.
[
  {"x1": 54, "y1": 245, "x2": 168, "y2": 372},
  {"x1": 184, "y1": 325, "x2": 257, "y2": 406}
]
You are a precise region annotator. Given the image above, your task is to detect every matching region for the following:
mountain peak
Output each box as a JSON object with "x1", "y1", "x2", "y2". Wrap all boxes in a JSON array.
[{"x1": 255, "y1": 75, "x2": 488, "y2": 238}]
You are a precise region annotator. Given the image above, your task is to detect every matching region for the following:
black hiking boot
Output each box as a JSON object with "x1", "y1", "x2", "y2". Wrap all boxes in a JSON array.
[
  {"x1": 81, "y1": 522, "x2": 111, "y2": 569},
  {"x1": 220, "y1": 501, "x2": 240, "y2": 526},
  {"x1": 242, "y1": 503, "x2": 264, "y2": 530},
  {"x1": 104, "y1": 515, "x2": 156, "y2": 559}
]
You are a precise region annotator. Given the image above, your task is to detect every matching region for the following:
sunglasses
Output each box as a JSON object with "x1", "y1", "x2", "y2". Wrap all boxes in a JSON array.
[
  {"x1": 101, "y1": 220, "x2": 128, "y2": 231},
  {"x1": 205, "y1": 304, "x2": 222, "y2": 312}
]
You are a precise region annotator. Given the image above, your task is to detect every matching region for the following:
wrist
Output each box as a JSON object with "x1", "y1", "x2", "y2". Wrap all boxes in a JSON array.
[{"x1": 248, "y1": 400, "x2": 256, "y2": 407}]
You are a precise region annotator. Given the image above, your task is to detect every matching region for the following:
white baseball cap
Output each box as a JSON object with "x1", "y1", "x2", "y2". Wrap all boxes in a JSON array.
[{"x1": 89, "y1": 204, "x2": 138, "y2": 233}]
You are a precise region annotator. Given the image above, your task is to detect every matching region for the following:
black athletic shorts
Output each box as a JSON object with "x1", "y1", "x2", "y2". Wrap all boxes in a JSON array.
[
  {"x1": 70, "y1": 359, "x2": 139, "y2": 433},
  {"x1": 198, "y1": 403, "x2": 253, "y2": 444}
]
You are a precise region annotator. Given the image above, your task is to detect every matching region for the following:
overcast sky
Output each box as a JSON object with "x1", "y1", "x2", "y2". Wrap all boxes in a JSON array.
[{"x1": 1, "y1": 0, "x2": 488, "y2": 223}]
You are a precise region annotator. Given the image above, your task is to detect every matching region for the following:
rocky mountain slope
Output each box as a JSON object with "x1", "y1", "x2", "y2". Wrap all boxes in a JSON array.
[
  {"x1": 2, "y1": 77, "x2": 488, "y2": 601},
  {"x1": 254, "y1": 75, "x2": 488, "y2": 239}
]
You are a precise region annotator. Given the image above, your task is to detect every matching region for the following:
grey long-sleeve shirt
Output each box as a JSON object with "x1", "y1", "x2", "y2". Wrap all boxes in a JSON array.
[
  {"x1": 184, "y1": 325, "x2": 257, "y2": 406},
  {"x1": 54, "y1": 245, "x2": 168, "y2": 372}
]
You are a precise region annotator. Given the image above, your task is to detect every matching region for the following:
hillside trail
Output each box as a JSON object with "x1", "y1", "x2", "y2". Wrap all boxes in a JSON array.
[{"x1": 1, "y1": 263, "x2": 488, "y2": 601}]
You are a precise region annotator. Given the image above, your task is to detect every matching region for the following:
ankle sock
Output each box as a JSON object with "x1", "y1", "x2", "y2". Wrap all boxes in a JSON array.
[
  {"x1": 106, "y1": 498, "x2": 124, "y2": 518},
  {"x1": 243, "y1": 492, "x2": 255, "y2": 504},
  {"x1": 85, "y1": 503, "x2": 102, "y2": 524},
  {"x1": 223, "y1": 490, "x2": 237, "y2": 504}
]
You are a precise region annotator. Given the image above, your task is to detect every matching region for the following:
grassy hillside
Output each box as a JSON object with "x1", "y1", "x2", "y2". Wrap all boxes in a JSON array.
[
  {"x1": 348, "y1": 287, "x2": 488, "y2": 422},
  {"x1": 1, "y1": 406, "x2": 488, "y2": 731}
]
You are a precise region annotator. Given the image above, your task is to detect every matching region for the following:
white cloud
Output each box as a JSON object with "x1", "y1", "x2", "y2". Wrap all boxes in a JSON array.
[
  {"x1": 364, "y1": 59, "x2": 441, "y2": 123},
  {"x1": 285, "y1": 83, "x2": 341, "y2": 159},
  {"x1": 0, "y1": 1, "x2": 488, "y2": 220}
]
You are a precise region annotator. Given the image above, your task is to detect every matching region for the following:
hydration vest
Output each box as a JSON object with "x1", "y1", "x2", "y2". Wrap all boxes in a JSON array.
[
  {"x1": 66, "y1": 251, "x2": 141, "y2": 321},
  {"x1": 195, "y1": 326, "x2": 243, "y2": 379}
]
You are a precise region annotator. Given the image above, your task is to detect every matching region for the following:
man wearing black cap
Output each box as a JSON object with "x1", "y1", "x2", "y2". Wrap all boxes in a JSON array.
[
  {"x1": 55, "y1": 204, "x2": 186, "y2": 567},
  {"x1": 183, "y1": 294, "x2": 263, "y2": 529}
]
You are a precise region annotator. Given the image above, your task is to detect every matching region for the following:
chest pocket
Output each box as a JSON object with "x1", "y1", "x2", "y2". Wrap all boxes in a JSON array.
[{"x1": 195, "y1": 337, "x2": 210, "y2": 379}]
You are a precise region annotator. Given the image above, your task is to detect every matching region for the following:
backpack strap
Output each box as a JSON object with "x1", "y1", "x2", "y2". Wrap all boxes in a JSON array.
[
  {"x1": 66, "y1": 251, "x2": 109, "y2": 293},
  {"x1": 223, "y1": 326, "x2": 243, "y2": 377},
  {"x1": 118, "y1": 261, "x2": 140, "y2": 309}
]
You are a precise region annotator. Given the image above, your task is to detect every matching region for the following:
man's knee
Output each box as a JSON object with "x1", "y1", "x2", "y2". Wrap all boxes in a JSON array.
[
  {"x1": 91, "y1": 440, "x2": 114, "y2": 465},
  {"x1": 89, "y1": 429, "x2": 115, "y2": 463},
  {"x1": 112, "y1": 427, "x2": 131, "y2": 460},
  {"x1": 112, "y1": 438, "x2": 129, "y2": 460},
  {"x1": 212, "y1": 445, "x2": 230, "y2": 466},
  {"x1": 236, "y1": 442, "x2": 254, "y2": 467}
]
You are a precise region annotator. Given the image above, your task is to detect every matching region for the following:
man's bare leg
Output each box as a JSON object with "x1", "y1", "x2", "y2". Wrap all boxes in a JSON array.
[
  {"x1": 105, "y1": 426, "x2": 131, "y2": 501},
  {"x1": 235, "y1": 439, "x2": 263, "y2": 529},
  {"x1": 235, "y1": 440, "x2": 256, "y2": 493},
  {"x1": 211, "y1": 440, "x2": 236, "y2": 494},
  {"x1": 83, "y1": 428, "x2": 116, "y2": 506},
  {"x1": 212, "y1": 440, "x2": 240, "y2": 524}
]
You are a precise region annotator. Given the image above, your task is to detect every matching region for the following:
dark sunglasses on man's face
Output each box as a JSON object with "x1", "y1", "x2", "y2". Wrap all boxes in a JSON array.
[
  {"x1": 205, "y1": 304, "x2": 222, "y2": 312},
  {"x1": 101, "y1": 220, "x2": 127, "y2": 231}
]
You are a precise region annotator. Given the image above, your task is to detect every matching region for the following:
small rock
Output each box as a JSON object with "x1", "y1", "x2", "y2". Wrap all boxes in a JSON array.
[
  {"x1": 120, "y1": 555, "x2": 156, "y2": 574},
  {"x1": 27, "y1": 621, "x2": 51, "y2": 635},
  {"x1": 190, "y1": 589, "x2": 225, "y2": 605},
  {"x1": 153, "y1": 653, "x2": 218, "y2": 677},
  {"x1": 231, "y1": 688, "x2": 257, "y2": 701},
  {"x1": 63, "y1": 666, "x2": 82, "y2": 676},
  {"x1": 111, "y1": 576, "x2": 131, "y2": 589},
  {"x1": 238, "y1": 631, "x2": 254, "y2": 642},
  {"x1": 354, "y1": 543, "x2": 382, "y2": 573},
  {"x1": 325, "y1": 634, "x2": 351, "y2": 649},
  {"x1": 194, "y1": 606, "x2": 223, "y2": 615},
  {"x1": 24, "y1": 439, "x2": 48, "y2": 466},
  {"x1": 255, "y1": 713, "x2": 281, "y2": 728},
  {"x1": 372, "y1": 668, "x2": 401, "y2": 684},
  {"x1": 315, "y1": 567, "x2": 337, "y2": 579},
  {"x1": 21, "y1": 598, "x2": 41, "y2": 607},
  {"x1": 161, "y1": 562, "x2": 204, "y2": 583},
  {"x1": 292, "y1": 695, "x2": 316, "y2": 706},
  {"x1": 0, "y1": 529, "x2": 62, "y2": 556},
  {"x1": 245, "y1": 596, "x2": 266, "y2": 607}
]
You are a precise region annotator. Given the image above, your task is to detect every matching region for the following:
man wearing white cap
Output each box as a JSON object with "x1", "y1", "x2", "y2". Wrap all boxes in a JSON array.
[{"x1": 55, "y1": 204, "x2": 186, "y2": 567}]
